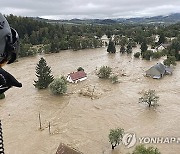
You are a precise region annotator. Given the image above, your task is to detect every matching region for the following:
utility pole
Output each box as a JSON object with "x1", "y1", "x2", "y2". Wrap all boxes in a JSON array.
[
  {"x1": 48, "y1": 122, "x2": 51, "y2": 135},
  {"x1": 38, "y1": 112, "x2": 42, "y2": 130}
]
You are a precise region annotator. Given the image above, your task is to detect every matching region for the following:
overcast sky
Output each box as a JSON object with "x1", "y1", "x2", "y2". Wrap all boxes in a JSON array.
[{"x1": 1, "y1": 0, "x2": 180, "y2": 19}]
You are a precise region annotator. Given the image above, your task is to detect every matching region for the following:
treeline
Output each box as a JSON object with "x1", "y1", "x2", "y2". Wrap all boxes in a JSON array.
[
  {"x1": 6, "y1": 14, "x2": 104, "y2": 57},
  {"x1": 6, "y1": 14, "x2": 180, "y2": 59}
]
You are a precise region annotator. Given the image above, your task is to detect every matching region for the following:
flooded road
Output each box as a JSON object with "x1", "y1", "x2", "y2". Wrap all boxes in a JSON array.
[{"x1": 0, "y1": 47, "x2": 180, "y2": 154}]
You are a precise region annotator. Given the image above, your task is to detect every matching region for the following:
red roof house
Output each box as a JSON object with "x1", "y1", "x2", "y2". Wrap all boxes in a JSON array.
[{"x1": 67, "y1": 71, "x2": 87, "y2": 83}]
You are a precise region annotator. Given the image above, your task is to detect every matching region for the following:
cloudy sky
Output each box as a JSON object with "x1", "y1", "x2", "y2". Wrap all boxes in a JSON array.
[{"x1": 1, "y1": 0, "x2": 180, "y2": 19}]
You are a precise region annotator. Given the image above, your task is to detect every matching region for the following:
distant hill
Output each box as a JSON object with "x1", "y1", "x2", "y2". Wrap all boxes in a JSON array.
[
  {"x1": 34, "y1": 13, "x2": 180, "y2": 25},
  {"x1": 122, "y1": 13, "x2": 180, "y2": 24}
]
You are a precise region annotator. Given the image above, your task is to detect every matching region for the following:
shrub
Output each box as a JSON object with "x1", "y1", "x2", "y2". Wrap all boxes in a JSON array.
[
  {"x1": 110, "y1": 75, "x2": 119, "y2": 84},
  {"x1": 77, "y1": 67, "x2": 84, "y2": 72},
  {"x1": 49, "y1": 76, "x2": 67, "y2": 95},
  {"x1": 97, "y1": 66, "x2": 112, "y2": 79},
  {"x1": 132, "y1": 144, "x2": 161, "y2": 154},
  {"x1": 134, "y1": 52, "x2": 141, "y2": 58}
]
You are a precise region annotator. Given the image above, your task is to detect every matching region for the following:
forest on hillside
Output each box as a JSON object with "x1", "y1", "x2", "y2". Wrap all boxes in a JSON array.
[{"x1": 6, "y1": 14, "x2": 180, "y2": 61}]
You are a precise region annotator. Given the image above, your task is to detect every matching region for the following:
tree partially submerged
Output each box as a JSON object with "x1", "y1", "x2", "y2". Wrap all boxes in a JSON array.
[
  {"x1": 34, "y1": 57, "x2": 54, "y2": 89},
  {"x1": 140, "y1": 41, "x2": 148, "y2": 55},
  {"x1": 97, "y1": 66, "x2": 112, "y2": 79},
  {"x1": 77, "y1": 67, "x2": 84, "y2": 72},
  {"x1": 142, "y1": 50, "x2": 153, "y2": 60},
  {"x1": 163, "y1": 56, "x2": 176, "y2": 66},
  {"x1": 109, "y1": 128, "x2": 124, "y2": 149},
  {"x1": 110, "y1": 75, "x2": 119, "y2": 84},
  {"x1": 126, "y1": 44, "x2": 132, "y2": 54},
  {"x1": 132, "y1": 144, "x2": 161, "y2": 154},
  {"x1": 120, "y1": 45, "x2": 126, "y2": 54},
  {"x1": 134, "y1": 52, "x2": 141, "y2": 58},
  {"x1": 139, "y1": 90, "x2": 159, "y2": 107},
  {"x1": 107, "y1": 41, "x2": 116, "y2": 53},
  {"x1": 49, "y1": 76, "x2": 67, "y2": 95}
]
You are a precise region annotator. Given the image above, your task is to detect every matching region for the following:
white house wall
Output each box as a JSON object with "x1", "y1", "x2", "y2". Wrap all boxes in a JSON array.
[
  {"x1": 79, "y1": 77, "x2": 87, "y2": 82},
  {"x1": 67, "y1": 75, "x2": 74, "y2": 83},
  {"x1": 67, "y1": 76, "x2": 87, "y2": 83}
]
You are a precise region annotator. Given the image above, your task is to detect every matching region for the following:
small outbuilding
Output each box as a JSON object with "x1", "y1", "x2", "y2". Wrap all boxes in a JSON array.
[
  {"x1": 146, "y1": 63, "x2": 172, "y2": 79},
  {"x1": 67, "y1": 71, "x2": 87, "y2": 83},
  {"x1": 56, "y1": 143, "x2": 83, "y2": 154}
]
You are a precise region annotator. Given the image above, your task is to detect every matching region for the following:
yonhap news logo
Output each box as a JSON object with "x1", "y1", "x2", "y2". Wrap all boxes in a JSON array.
[
  {"x1": 122, "y1": 132, "x2": 180, "y2": 148},
  {"x1": 122, "y1": 133, "x2": 137, "y2": 148}
]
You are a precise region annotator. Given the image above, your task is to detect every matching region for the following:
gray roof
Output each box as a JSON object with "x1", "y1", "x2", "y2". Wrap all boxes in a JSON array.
[
  {"x1": 151, "y1": 63, "x2": 166, "y2": 74},
  {"x1": 56, "y1": 143, "x2": 83, "y2": 154}
]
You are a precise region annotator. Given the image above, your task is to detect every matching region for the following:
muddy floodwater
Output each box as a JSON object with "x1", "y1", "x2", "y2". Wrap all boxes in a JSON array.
[{"x1": 0, "y1": 47, "x2": 180, "y2": 154}]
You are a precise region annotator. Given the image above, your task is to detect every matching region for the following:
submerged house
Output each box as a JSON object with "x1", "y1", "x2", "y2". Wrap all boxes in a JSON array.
[
  {"x1": 146, "y1": 63, "x2": 172, "y2": 79},
  {"x1": 56, "y1": 143, "x2": 83, "y2": 154},
  {"x1": 67, "y1": 71, "x2": 87, "y2": 83},
  {"x1": 156, "y1": 43, "x2": 170, "y2": 51}
]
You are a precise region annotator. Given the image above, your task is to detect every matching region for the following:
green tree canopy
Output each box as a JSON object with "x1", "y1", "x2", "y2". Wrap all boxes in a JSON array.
[
  {"x1": 77, "y1": 67, "x2": 84, "y2": 72},
  {"x1": 97, "y1": 66, "x2": 112, "y2": 79},
  {"x1": 163, "y1": 56, "x2": 176, "y2": 66},
  {"x1": 139, "y1": 89, "x2": 159, "y2": 107},
  {"x1": 34, "y1": 57, "x2": 54, "y2": 89},
  {"x1": 49, "y1": 76, "x2": 67, "y2": 95},
  {"x1": 142, "y1": 50, "x2": 153, "y2": 60},
  {"x1": 107, "y1": 41, "x2": 116, "y2": 53},
  {"x1": 134, "y1": 52, "x2": 141, "y2": 58},
  {"x1": 158, "y1": 33, "x2": 166, "y2": 45},
  {"x1": 140, "y1": 41, "x2": 148, "y2": 54},
  {"x1": 109, "y1": 128, "x2": 124, "y2": 149},
  {"x1": 120, "y1": 45, "x2": 126, "y2": 54},
  {"x1": 126, "y1": 44, "x2": 132, "y2": 54},
  {"x1": 132, "y1": 145, "x2": 161, "y2": 154}
]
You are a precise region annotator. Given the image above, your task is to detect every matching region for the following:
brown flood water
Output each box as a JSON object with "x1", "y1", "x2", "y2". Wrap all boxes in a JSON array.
[{"x1": 0, "y1": 46, "x2": 180, "y2": 154}]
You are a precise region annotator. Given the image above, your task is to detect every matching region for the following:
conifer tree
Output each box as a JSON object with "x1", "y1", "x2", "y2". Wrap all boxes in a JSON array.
[
  {"x1": 34, "y1": 57, "x2": 54, "y2": 89},
  {"x1": 107, "y1": 41, "x2": 116, "y2": 53},
  {"x1": 120, "y1": 45, "x2": 126, "y2": 54},
  {"x1": 126, "y1": 44, "x2": 132, "y2": 54},
  {"x1": 140, "y1": 41, "x2": 148, "y2": 55}
]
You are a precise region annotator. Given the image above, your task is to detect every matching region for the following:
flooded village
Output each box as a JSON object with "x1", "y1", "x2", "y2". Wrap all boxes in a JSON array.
[
  {"x1": 1, "y1": 7, "x2": 180, "y2": 153},
  {"x1": 0, "y1": 45, "x2": 180, "y2": 154}
]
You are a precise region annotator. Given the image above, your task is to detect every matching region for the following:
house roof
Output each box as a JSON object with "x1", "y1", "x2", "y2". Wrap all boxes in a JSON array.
[
  {"x1": 152, "y1": 63, "x2": 166, "y2": 74},
  {"x1": 156, "y1": 43, "x2": 170, "y2": 49},
  {"x1": 69, "y1": 71, "x2": 87, "y2": 81},
  {"x1": 56, "y1": 143, "x2": 83, "y2": 154}
]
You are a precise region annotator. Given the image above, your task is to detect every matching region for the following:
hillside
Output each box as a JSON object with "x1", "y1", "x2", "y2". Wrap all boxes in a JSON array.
[{"x1": 34, "y1": 13, "x2": 180, "y2": 25}]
